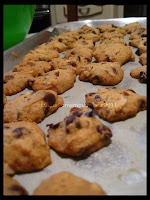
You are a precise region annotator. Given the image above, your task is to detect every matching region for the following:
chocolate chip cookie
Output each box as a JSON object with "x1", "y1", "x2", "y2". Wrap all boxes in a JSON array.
[
  {"x1": 76, "y1": 33, "x2": 100, "y2": 42},
  {"x1": 33, "y1": 171, "x2": 106, "y2": 195},
  {"x1": 29, "y1": 69, "x2": 76, "y2": 94},
  {"x1": 130, "y1": 65, "x2": 147, "y2": 83},
  {"x1": 101, "y1": 30, "x2": 126, "y2": 40},
  {"x1": 3, "y1": 93, "x2": 7, "y2": 105},
  {"x1": 97, "y1": 24, "x2": 118, "y2": 33},
  {"x1": 93, "y1": 43, "x2": 135, "y2": 66},
  {"x1": 72, "y1": 39, "x2": 95, "y2": 49},
  {"x1": 129, "y1": 38, "x2": 147, "y2": 55},
  {"x1": 13, "y1": 60, "x2": 53, "y2": 77},
  {"x1": 121, "y1": 22, "x2": 143, "y2": 33},
  {"x1": 3, "y1": 174, "x2": 28, "y2": 195},
  {"x1": 3, "y1": 72, "x2": 33, "y2": 96},
  {"x1": 86, "y1": 87, "x2": 147, "y2": 122},
  {"x1": 100, "y1": 37, "x2": 127, "y2": 46},
  {"x1": 3, "y1": 121, "x2": 51, "y2": 174},
  {"x1": 47, "y1": 107, "x2": 112, "y2": 156},
  {"x1": 129, "y1": 27, "x2": 147, "y2": 40},
  {"x1": 4, "y1": 90, "x2": 63, "y2": 123},
  {"x1": 139, "y1": 52, "x2": 147, "y2": 65},
  {"x1": 79, "y1": 62, "x2": 124, "y2": 85},
  {"x1": 77, "y1": 25, "x2": 100, "y2": 35}
]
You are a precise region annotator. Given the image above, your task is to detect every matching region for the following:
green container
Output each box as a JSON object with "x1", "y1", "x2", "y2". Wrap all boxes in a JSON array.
[{"x1": 3, "y1": 5, "x2": 35, "y2": 50}]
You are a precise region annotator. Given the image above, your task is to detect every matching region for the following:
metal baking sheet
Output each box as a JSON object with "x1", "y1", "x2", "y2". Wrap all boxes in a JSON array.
[{"x1": 4, "y1": 17, "x2": 147, "y2": 195}]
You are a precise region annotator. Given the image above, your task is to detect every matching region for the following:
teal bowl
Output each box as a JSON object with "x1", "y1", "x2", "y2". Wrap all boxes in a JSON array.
[{"x1": 3, "y1": 5, "x2": 35, "y2": 50}]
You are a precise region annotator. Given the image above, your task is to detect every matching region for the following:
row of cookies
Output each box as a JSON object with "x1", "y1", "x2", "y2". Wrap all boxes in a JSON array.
[{"x1": 3, "y1": 22, "x2": 147, "y2": 195}]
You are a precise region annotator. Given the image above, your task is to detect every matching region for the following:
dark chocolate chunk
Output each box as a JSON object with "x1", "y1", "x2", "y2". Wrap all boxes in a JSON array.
[
  {"x1": 76, "y1": 121, "x2": 81, "y2": 129},
  {"x1": 140, "y1": 99, "x2": 146, "y2": 109},
  {"x1": 106, "y1": 56, "x2": 110, "y2": 62},
  {"x1": 68, "y1": 61, "x2": 77, "y2": 67},
  {"x1": 43, "y1": 93, "x2": 56, "y2": 106},
  {"x1": 139, "y1": 72, "x2": 147, "y2": 83},
  {"x1": 72, "y1": 110, "x2": 82, "y2": 117},
  {"x1": 94, "y1": 95, "x2": 101, "y2": 100},
  {"x1": 55, "y1": 71, "x2": 60, "y2": 77},
  {"x1": 144, "y1": 41, "x2": 147, "y2": 46},
  {"x1": 89, "y1": 92, "x2": 96, "y2": 96},
  {"x1": 123, "y1": 91, "x2": 129, "y2": 96},
  {"x1": 58, "y1": 38, "x2": 62, "y2": 42},
  {"x1": 84, "y1": 111, "x2": 93, "y2": 117},
  {"x1": 13, "y1": 127, "x2": 30, "y2": 138},
  {"x1": 97, "y1": 124, "x2": 112, "y2": 138},
  {"x1": 141, "y1": 34, "x2": 147, "y2": 37},
  {"x1": 92, "y1": 76, "x2": 101, "y2": 84},
  {"x1": 112, "y1": 68, "x2": 118, "y2": 74},
  {"x1": 66, "y1": 115, "x2": 76, "y2": 126},
  {"x1": 46, "y1": 122, "x2": 60, "y2": 129},
  {"x1": 135, "y1": 49, "x2": 140, "y2": 56},
  {"x1": 44, "y1": 106, "x2": 50, "y2": 115},
  {"x1": 79, "y1": 36, "x2": 82, "y2": 39},
  {"x1": 85, "y1": 58, "x2": 90, "y2": 62},
  {"x1": 4, "y1": 75, "x2": 14, "y2": 83},
  {"x1": 71, "y1": 51, "x2": 75, "y2": 55},
  {"x1": 37, "y1": 73, "x2": 42, "y2": 76}
]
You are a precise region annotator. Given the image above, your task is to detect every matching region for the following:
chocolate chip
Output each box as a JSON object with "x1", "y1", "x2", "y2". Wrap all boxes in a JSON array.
[
  {"x1": 85, "y1": 111, "x2": 93, "y2": 117},
  {"x1": 112, "y1": 24, "x2": 118, "y2": 28},
  {"x1": 140, "y1": 99, "x2": 146, "y2": 109},
  {"x1": 98, "y1": 28, "x2": 102, "y2": 32},
  {"x1": 37, "y1": 73, "x2": 42, "y2": 76},
  {"x1": 92, "y1": 76, "x2": 101, "y2": 84},
  {"x1": 58, "y1": 38, "x2": 62, "y2": 42},
  {"x1": 76, "y1": 121, "x2": 81, "y2": 129},
  {"x1": 135, "y1": 49, "x2": 140, "y2": 56},
  {"x1": 85, "y1": 58, "x2": 90, "y2": 62},
  {"x1": 66, "y1": 127, "x2": 70, "y2": 133},
  {"x1": 71, "y1": 51, "x2": 75, "y2": 55},
  {"x1": 44, "y1": 106, "x2": 49, "y2": 115},
  {"x1": 92, "y1": 60, "x2": 98, "y2": 63},
  {"x1": 68, "y1": 61, "x2": 77, "y2": 67},
  {"x1": 55, "y1": 71, "x2": 60, "y2": 77},
  {"x1": 89, "y1": 92, "x2": 96, "y2": 96},
  {"x1": 43, "y1": 93, "x2": 56, "y2": 106},
  {"x1": 78, "y1": 56, "x2": 81, "y2": 61},
  {"x1": 139, "y1": 72, "x2": 147, "y2": 83},
  {"x1": 79, "y1": 36, "x2": 82, "y2": 39},
  {"x1": 12, "y1": 68, "x2": 17, "y2": 72},
  {"x1": 144, "y1": 41, "x2": 147, "y2": 46},
  {"x1": 4, "y1": 75, "x2": 14, "y2": 83},
  {"x1": 82, "y1": 41, "x2": 88, "y2": 45},
  {"x1": 9, "y1": 185, "x2": 28, "y2": 195},
  {"x1": 92, "y1": 30, "x2": 96, "y2": 34},
  {"x1": 93, "y1": 42, "x2": 95, "y2": 45},
  {"x1": 94, "y1": 95, "x2": 101, "y2": 100},
  {"x1": 17, "y1": 113, "x2": 21, "y2": 120},
  {"x1": 112, "y1": 68, "x2": 118, "y2": 74},
  {"x1": 66, "y1": 115, "x2": 76, "y2": 126},
  {"x1": 3, "y1": 126, "x2": 10, "y2": 129},
  {"x1": 13, "y1": 127, "x2": 30, "y2": 138},
  {"x1": 127, "y1": 89, "x2": 136, "y2": 93},
  {"x1": 97, "y1": 124, "x2": 112, "y2": 138},
  {"x1": 106, "y1": 56, "x2": 110, "y2": 62},
  {"x1": 141, "y1": 34, "x2": 147, "y2": 37},
  {"x1": 70, "y1": 107, "x2": 80, "y2": 112},
  {"x1": 123, "y1": 91, "x2": 129, "y2": 96},
  {"x1": 72, "y1": 110, "x2": 82, "y2": 117},
  {"x1": 46, "y1": 122, "x2": 60, "y2": 129}
]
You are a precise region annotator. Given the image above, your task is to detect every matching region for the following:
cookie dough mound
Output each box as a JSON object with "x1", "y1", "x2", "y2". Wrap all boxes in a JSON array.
[
  {"x1": 4, "y1": 90, "x2": 63, "y2": 123},
  {"x1": 3, "y1": 174, "x2": 28, "y2": 195},
  {"x1": 86, "y1": 87, "x2": 147, "y2": 122},
  {"x1": 130, "y1": 65, "x2": 147, "y2": 83},
  {"x1": 29, "y1": 69, "x2": 76, "y2": 94},
  {"x1": 93, "y1": 43, "x2": 135, "y2": 66},
  {"x1": 3, "y1": 121, "x2": 51, "y2": 174},
  {"x1": 79, "y1": 62, "x2": 124, "y2": 85},
  {"x1": 47, "y1": 107, "x2": 112, "y2": 156},
  {"x1": 3, "y1": 72, "x2": 33, "y2": 96},
  {"x1": 33, "y1": 171, "x2": 106, "y2": 195},
  {"x1": 13, "y1": 60, "x2": 53, "y2": 77}
]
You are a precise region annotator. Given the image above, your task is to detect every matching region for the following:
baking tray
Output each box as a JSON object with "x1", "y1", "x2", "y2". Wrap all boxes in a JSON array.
[{"x1": 4, "y1": 17, "x2": 147, "y2": 195}]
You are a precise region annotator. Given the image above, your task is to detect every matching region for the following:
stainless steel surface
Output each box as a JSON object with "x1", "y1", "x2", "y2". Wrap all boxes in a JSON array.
[{"x1": 4, "y1": 18, "x2": 147, "y2": 195}]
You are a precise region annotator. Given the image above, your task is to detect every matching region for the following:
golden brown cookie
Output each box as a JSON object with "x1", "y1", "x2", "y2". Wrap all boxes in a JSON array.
[
  {"x1": 129, "y1": 38, "x2": 147, "y2": 56},
  {"x1": 93, "y1": 43, "x2": 135, "y2": 66},
  {"x1": 72, "y1": 39, "x2": 95, "y2": 49},
  {"x1": 33, "y1": 171, "x2": 106, "y2": 195},
  {"x1": 121, "y1": 22, "x2": 143, "y2": 33},
  {"x1": 76, "y1": 33, "x2": 100, "y2": 42},
  {"x1": 50, "y1": 57, "x2": 81, "y2": 75},
  {"x1": 100, "y1": 37, "x2": 127, "y2": 46},
  {"x1": 3, "y1": 72, "x2": 33, "y2": 96},
  {"x1": 29, "y1": 69, "x2": 76, "y2": 94},
  {"x1": 77, "y1": 25, "x2": 100, "y2": 35},
  {"x1": 130, "y1": 65, "x2": 147, "y2": 83},
  {"x1": 97, "y1": 24, "x2": 118, "y2": 33},
  {"x1": 86, "y1": 87, "x2": 147, "y2": 122},
  {"x1": 101, "y1": 30, "x2": 126, "y2": 40},
  {"x1": 13, "y1": 60, "x2": 53, "y2": 77},
  {"x1": 47, "y1": 107, "x2": 112, "y2": 156},
  {"x1": 4, "y1": 90, "x2": 63, "y2": 123},
  {"x1": 139, "y1": 52, "x2": 147, "y2": 65},
  {"x1": 3, "y1": 174, "x2": 28, "y2": 195},
  {"x1": 51, "y1": 36, "x2": 75, "y2": 49},
  {"x1": 79, "y1": 62, "x2": 124, "y2": 85},
  {"x1": 3, "y1": 121, "x2": 51, "y2": 174},
  {"x1": 3, "y1": 93, "x2": 7, "y2": 105},
  {"x1": 129, "y1": 27, "x2": 147, "y2": 40}
]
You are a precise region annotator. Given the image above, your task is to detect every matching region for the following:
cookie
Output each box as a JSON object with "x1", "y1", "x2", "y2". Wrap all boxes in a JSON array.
[
  {"x1": 58, "y1": 31, "x2": 79, "y2": 39},
  {"x1": 121, "y1": 22, "x2": 143, "y2": 33},
  {"x1": 50, "y1": 57, "x2": 81, "y2": 75},
  {"x1": 33, "y1": 171, "x2": 106, "y2": 195},
  {"x1": 64, "y1": 46, "x2": 92, "y2": 65},
  {"x1": 100, "y1": 37, "x2": 127, "y2": 46},
  {"x1": 3, "y1": 121, "x2": 51, "y2": 174},
  {"x1": 76, "y1": 33, "x2": 100, "y2": 42},
  {"x1": 101, "y1": 30, "x2": 125, "y2": 40},
  {"x1": 47, "y1": 107, "x2": 112, "y2": 156},
  {"x1": 77, "y1": 25, "x2": 100, "y2": 35},
  {"x1": 4, "y1": 90, "x2": 63, "y2": 123},
  {"x1": 93, "y1": 43, "x2": 135, "y2": 66},
  {"x1": 72, "y1": 39, "x2": 95, "y2": 49},
  {"x1": 22, "y1": 48, "x2": 59, "y2": 62},
  {"x1": 3, "y1": 93, "x2": 7, "y2": 105},
  {"x1": 97, "y1": 24, "x2": 118, "y2": 33},
  {"x1": 29, "y1": 69, "x2": 76, "y2": 94},
  {"x1": 129, "y1": 27, "x2": 147, "y2": 40},
  {"x1": 79, "y1": 62, "x2": 124, "y2": 85},
  {"x1": 139, "y1": 52, "x2": 147, "y2": 65},
  {"x1": 130, "y1": 65, "x2": 147, "y2": 83},
  {"x1": 3, "y1": 174, "x2": 28, "y2": 195},
  {"x1": 3, "y1": 72, "x2": 33, "y2": 96},
  {"x1": 129, "y1": 38, "x2": 147, "y2": 55},
  {"x1": 86, "y1": 87, "x2": 147, "y2": 122},
  {"x1": 13, "y1": 60, "x2": 53, "y2": 77},
  {"x1": 51, "y1": 36, "x2": 75, "y2": 49}
]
